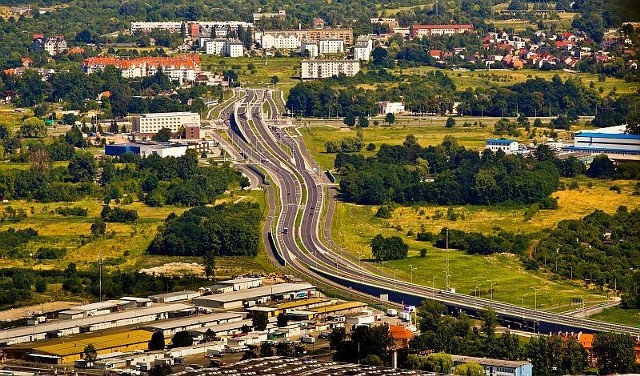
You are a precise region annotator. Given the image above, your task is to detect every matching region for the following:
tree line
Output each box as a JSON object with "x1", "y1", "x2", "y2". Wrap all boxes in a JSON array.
[{"x1": 336, "y1": 136, "x2": 563, "y2": 206}]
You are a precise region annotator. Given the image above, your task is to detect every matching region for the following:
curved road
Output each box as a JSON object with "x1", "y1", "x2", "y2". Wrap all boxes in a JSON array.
[{"x1": 220, "y1": 88, "x2": 640, "y2": 337}]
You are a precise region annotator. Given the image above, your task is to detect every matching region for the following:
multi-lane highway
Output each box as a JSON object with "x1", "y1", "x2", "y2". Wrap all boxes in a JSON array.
[{"x1": 218, "y1": 88, "x2": 640, "y2": 337}]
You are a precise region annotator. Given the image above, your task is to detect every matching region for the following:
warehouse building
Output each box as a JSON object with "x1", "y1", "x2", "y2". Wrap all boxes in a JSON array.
[
  {"x1": 143, "y1": 312, "x2": 245, "y2": 337},
  {"x1": 149, "y1": 290, "x2": 201, "y2": 303},
  {"x1": 219, "y1": 277, "x2": 264, "y2": 291},
  {"x1": 451, "y1": 355, "x2": 533, "y2": 376},
  {"x1": 193, "y1": 283, "x2": 315, "y2": 309},
  {"x1": 7, "y1": 330, "x2": 153, "y2": 364},
  {"x1": 312, "y1": 301, "x2": 369, "y2": 320},
  {"x1": 0, "y1": 303, "x2": 192, "y2": 346},
  {"x1": 562, "y1": 125, "x2": 640, "y2": 161}
]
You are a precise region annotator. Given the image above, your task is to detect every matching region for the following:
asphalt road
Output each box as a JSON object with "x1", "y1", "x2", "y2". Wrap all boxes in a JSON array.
[{"x1": 221, "y1": 88, "x2": 640, "y2": 337}]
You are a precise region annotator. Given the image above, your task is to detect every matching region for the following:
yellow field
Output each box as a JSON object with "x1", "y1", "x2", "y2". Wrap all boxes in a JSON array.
[{"x1": 0, "y1": 188, "x2": 274, "y2": 277}]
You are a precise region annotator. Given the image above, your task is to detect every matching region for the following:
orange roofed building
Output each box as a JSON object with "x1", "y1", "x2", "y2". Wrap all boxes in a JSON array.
[
  {"x1": 389, "y1": 325, "x2": 414, "y2": 349},
  {"x1": 82, "y1": 55, "x2": 201, "y2": 84}
]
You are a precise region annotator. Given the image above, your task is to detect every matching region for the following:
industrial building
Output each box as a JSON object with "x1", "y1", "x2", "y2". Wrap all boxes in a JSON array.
[
  {"x1": 143, "y1": 312, "x2": 245, "y2": 337},
  {"x1": 562, "y1": 125, "x2": 640, "y2": 161},
  {"x1": 131, "y1": 112, "x2": 200, "y2": 135},
  {"x1": 6, "y1": 330, "x2": 153, "y2": 364},
  {"x1": 149, "y1": 290, "x2": 201, "y2": 303},
  {"x1": 451, "y1": 355, "x2": 533, "y2": 376},
  {"x1": 300, "y1": 59, "x2": 360, "y2": 79},
  {"x1": 193, "y1": 283, "x2": 315, "y2": 309},
  {"x1": 105, "y1": 140, "x2": 209, "y2": 158},
  {"x1": 0, "y1": 303, "x2": 192, "y2": 347},
  {"x1": 218, "y1": 277, "x2": 264, "y2": 291}
]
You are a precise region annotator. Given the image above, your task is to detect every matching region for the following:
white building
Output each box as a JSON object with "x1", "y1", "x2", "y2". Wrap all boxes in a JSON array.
[
  {"x1": 378, "y1": 101, "x2": 405, "y2": 114},
  {"x1": 300, "y1": 59, "x2": 360, "y2": 79},
  {"x1": 259, "y1": 31, "x2": 301, "y2": 49},
  {"x1": 223, "y1": 40, "x2": 244, "y2": 57},
  {"x1": 562, "y1": 125, "x2": 640, "y2": 161},
  {"x1": 130, "y1": 22, "x2": 183, "y2": 34},
  {"x1": 148, "y1": 290, "x2": 201, "y2": 303},
  {"x1": 301, "y1": 41, "x2": 319, "y2": 58},
  {"x1": 485, "y1": 138, "x2": 519, "y2": 154},
  {"x1": 82, "y1": 56, "x2": 201, "y2": 84},
  {"x1": 196, "y1": 21, "x2": 253, "y2": 38},
  {"x1": 353, "y1": 36, "x2": 373, "y2": 61},
  {"x1": 318, "y1": 39, "x2": 344, "y2": 54},
  {"x1": 205, "y1": 39, "x2": 227, "y2": 55},
  {"x1": 132, "y1": 112, "x2": 201, "y2": 134},
  {"x1": 218, "y1": 277, "x2": 264, "y2": 291}
]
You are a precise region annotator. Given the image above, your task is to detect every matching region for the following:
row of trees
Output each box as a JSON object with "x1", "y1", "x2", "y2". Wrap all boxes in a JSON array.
[{"x1": 337, "y1": 136, "x2": 561, "y2": 206}]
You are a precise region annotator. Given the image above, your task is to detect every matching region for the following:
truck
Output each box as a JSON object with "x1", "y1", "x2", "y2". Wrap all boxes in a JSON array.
[
  {"x1": 398, "y1": 312, "x2": 411, "y2": 322},
  {"x1": 283, "y1": 227, "x2": 288, "y2": 234},
  {"x1": 386, "y1": 309, "x2": 398, "y2": 317},
  {"x1": 301, "y1": 335, "x2": 316, "y2": 344}
]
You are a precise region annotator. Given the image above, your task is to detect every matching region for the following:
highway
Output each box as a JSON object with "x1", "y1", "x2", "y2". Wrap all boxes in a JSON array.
[{"x1": 218, "y1": 88, "x2": 640, "y2": 337}]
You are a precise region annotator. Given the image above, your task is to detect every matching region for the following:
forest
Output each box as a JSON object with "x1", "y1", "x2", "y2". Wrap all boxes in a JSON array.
[
  {"x1": 287, "y1": 74, "x2": 606, "y2": 120},
  {"x1": 532, "y1": 206, "x2": 640, "y2": 308},
  {"x1": 148, "y1": 202, "x2": 262, "y2": 258},
  {"x1": 335, "y1": 136, "x2": 562, "y2": 206}
]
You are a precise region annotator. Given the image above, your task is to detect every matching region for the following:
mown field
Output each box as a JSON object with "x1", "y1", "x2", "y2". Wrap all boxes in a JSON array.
[
  {"x1": 299, "y1": 122, "x2": 496, "y2": 170},
  {"x1": 200, "y1": 55, "x2": 302, "y2": 97},
  {"x1": 591, "y1": 307, "x2": 640, "y2": 327}
]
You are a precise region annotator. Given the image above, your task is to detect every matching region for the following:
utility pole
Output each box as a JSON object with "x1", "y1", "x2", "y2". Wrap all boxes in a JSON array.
[
  {"x1": 98, "y1": 253, "x2": 103, "y2": 303},
  {"x1": 445, "y1": 228, "x2": 450, "y2": 290},
  {"x1": 531, "y1": 287, "x2": 539, "y2": 310}
]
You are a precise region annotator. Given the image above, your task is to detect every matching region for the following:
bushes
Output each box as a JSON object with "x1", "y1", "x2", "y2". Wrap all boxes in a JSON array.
[
  {"x1": 55, "y1": 207, "x2": 88, "y2": 217},
  {"x1": 101, "y1": 206, "x2": 138, "y2": 223},
  {"x1": 371, "y1": 234, "x2": 409, "y2": 261},
  {"x1": 434, "y1": 228, "x2": 529, "y2": 256},
  {"x1": 35, "y1": 247, "x2": 67, "y2": 259}
]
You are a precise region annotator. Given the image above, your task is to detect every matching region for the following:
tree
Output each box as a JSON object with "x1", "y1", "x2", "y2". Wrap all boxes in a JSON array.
[
  {"x1": 372, "y1": 47, "x2": 389, "y2": 66},
  {"x1": 20, "y1": 117, "x2": 47, "y2": 138},
  {"x1": 385, "y1": 112, "x2": 395, "y2": 126},
  {"x1": 91, "y1": 219, "x2": 106, "y2": 236},
  {"x1": 252, "y1": 311, "x2": 268, "y2": 331},
  {"x1": 203, "y1": 251, "x2": 216, "y2": 281},
  {"x1": 260, "y1": 342, "x2": 274, "y2": 357},
  {"x1": 587, "y1": 154, "x2": 617, "y2": 178},
  {"x1": 446, "y1": 116, "x2": 456, "y2": 128},
  {"x1": 425, "y1": 353, "x2": 452, "y2": 373},
  {"x1": 362, "y1": 354, "x2": 383, "y2": 366},
  {"x1": 83, "y1": 344, "x2": 97, "y2": 364},
  {"x1": 277, "y1": 313, "x2": 288, "y2": 327},
  {"x1": 367, "y1": 143, "x2": 376, "y2": 151},
  {"x1": 480, "y1": 308, "x2": 497, "y2": 339},
  {"x1": 329, "y1": 327, "x2": 346, "y2": 350},
  {"x1": 275, "y1": 341, "x2": 295, "y2": 357},
  {"x1": 152, "y1": 127, "x2": 172, "y2": 142},
  {"x1": 455, "y1": 362, "x2": 484, "y2": 376},
  {"x1": 592, "y1": 332, "x2": 636, "y2": 375},
  {"x1": 68, "y1": 152, "x2": 96, "y2": 182},
  {"x1": 271, "y1": 75, "x2": 279, "y2": 85},
  {"x1": 35, "y1": 278, "x2": 47, "y2": 293},
  {"x1": 171, "y1": 331, "x2": 193, "y2": 347},
  {"x1": 148, "y1": 330, "x2": 165, "y2": 351},
  {"x1": 344, "y1": 113, "x2": 356, "y2": 127},
  {"x1": 65, "y1": 125, "x2": 85, "y2": 148},
  {"x1": 358, "y1": 115, "x2": 369, "y2": 127},
  {"x1": 371, "y1": 234, "x2": 409, "y2": 261}
]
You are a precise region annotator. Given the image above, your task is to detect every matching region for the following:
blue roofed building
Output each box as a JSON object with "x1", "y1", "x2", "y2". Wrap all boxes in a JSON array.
[
  {"x1": 451, "y1": 355, "x2": 533, "y2": 376},
  {"x1": 561, "y1": 125, "x2": 640, "y2": 161},
  {"x1": 485, "y1": 138, "x2": 519, "y2": 154}
]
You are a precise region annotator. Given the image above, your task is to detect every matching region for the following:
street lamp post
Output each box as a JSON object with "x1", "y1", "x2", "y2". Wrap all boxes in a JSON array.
[
  {"x1": 409, "y1": 265, "x2": 417, "y2": 284},
  {"x1": 432, "y1": 277, "x2": 437, "y2": 298},
  {"x1": 474, "y1": 283, "x2": 482, "y2": 300},
  {"x1": 531, "y1": 287, "x2": 539, "y2": 310},
  {"x1": 488, "y1": 280, "x2": 496, "y2": 301}
]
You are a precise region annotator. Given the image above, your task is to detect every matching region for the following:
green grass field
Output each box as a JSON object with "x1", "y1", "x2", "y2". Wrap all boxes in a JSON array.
[
  {"x1": 590, "y1": 307, "x2": 640, "y2": 327},
  {"x1": 332, "y1": 202, "x2": 611, "y2": 310},
  {"x1": 200, "y1": 55, "x2": 302, "y2": 97},
  {"x1": 299, "y1": 122, "x2": 496, "y2": 170}
]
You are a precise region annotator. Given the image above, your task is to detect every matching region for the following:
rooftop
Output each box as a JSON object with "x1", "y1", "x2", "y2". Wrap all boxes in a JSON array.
[
  {"x1": 219, "y1": 277, "x2": 263, "y2": 285},
  {"x1": 277, "y1": 297, "x2": 331, "y2": 310},
  {"x1": 451, "y1": 355, "x2": 532, "y2": 369},
  {"x1": 312, "y1": 301, "x2": 368, "y2": 314},
  {"x1": 144, "y1": 312, "x2": 243, "y2": 330},
  {"x1": 193, "y1": 283, "x2": 314, "y2": 304},
  {"x1": 486, "y1": 138, "x2": 518, "y2": 144},
  {"x1": 18, "y1": 330, "x2": 152, "y2": 357}
]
